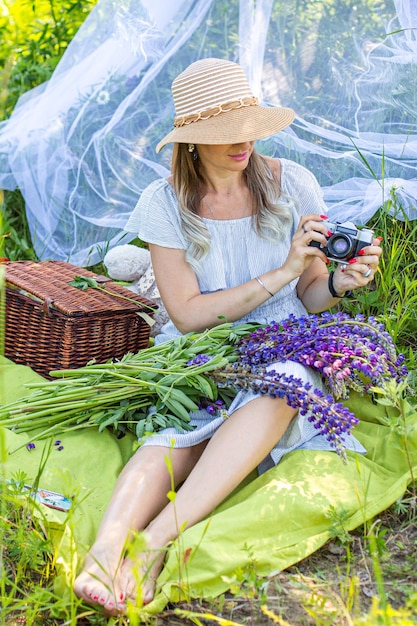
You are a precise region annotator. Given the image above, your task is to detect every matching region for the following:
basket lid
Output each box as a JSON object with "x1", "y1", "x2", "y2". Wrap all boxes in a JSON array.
[{"x1": 5, "y1": 260, "x2": 157, "y2": 317}]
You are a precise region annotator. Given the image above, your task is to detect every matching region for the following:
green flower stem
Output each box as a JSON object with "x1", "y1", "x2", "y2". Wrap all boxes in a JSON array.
[
  {"x1": 69, "y1": 275, "x2": 157, "y2": 313},
  {"x1": 1, "y1": 389, "x2": 137, "y2": 421},
  {"x1": 9, "y1": 415, "x2": 98, "y2": 453},
  {"x1": 6, "y1": 387, "x2": 105, "y2": 410},
  {"x1": 0, "y1": 365, "x2": 215, "y2": 432}
]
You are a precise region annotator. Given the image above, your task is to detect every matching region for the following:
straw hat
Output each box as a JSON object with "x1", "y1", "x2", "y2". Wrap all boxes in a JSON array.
[{"x1": 156, "y1": 58, "x2": 295, "y2": 153}]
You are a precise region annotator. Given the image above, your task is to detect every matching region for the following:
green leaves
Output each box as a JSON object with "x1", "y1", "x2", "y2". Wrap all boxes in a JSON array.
[
  {"x1": 1, "y1": 0, "x2": 97, "y2": 120},
  {"x1": 0, "y1": 322, "x2": 255, "y2": 449},
  {"x1": 68, "y1": 275, "x2": 98, "y2": 290},
  {"x1": 69, "y1": 274, "x2": 157, "y2": 318}
]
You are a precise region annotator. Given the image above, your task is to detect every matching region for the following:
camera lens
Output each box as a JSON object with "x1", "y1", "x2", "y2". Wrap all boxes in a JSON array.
[{"x1": 327, "y1": 234, "x2": 354, "y2": 259}]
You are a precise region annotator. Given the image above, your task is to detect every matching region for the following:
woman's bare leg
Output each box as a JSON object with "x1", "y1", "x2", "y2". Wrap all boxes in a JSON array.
[
  {"x1": 120, "y1": 396, "x2": 297, "y2": 605},
  {"x1": 73, "y1": 441, "x2": 207, "y2": 615}
]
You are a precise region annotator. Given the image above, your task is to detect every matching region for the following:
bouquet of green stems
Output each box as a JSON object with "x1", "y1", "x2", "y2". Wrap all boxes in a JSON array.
[{"x1": 0, "y1": 313, "x2": 408, "y2": 458}]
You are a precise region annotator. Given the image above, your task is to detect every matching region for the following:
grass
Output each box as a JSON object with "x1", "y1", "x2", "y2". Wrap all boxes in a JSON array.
[
  {"x1": 340, "y1": 192, "x2": 417, "y2": 354},
  {"x1": 1, "y1": 484, "x2": 417, "y2": 625}
]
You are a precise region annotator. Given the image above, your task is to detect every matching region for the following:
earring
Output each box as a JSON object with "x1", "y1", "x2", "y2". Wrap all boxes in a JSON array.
[{"x1": 188, "y1": 143, "x2": 198, "y2": 161}]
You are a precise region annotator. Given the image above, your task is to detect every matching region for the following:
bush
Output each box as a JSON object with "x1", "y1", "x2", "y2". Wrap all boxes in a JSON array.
[{"x1": 0, "y1": 0, "x2": 97, "y2": 120}]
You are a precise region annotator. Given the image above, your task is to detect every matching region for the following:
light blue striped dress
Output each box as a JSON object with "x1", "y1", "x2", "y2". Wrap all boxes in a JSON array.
[{"x1": 125, "y1": 158, "x2": 365, "y2": 472}]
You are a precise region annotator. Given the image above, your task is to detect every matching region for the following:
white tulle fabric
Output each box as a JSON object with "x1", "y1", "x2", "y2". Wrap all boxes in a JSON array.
[{"x1": 0, "y1": 0, "x2": 415, "y2": 266}]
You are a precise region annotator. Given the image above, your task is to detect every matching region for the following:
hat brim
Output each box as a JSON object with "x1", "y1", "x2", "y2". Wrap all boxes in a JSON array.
[{"x1": 155, "y1": 105, "x2": 295, "y2": 153}]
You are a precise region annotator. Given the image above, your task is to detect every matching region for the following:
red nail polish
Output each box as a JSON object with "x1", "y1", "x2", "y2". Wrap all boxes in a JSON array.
[
  {"x1": 377, "y1": 236, "x2": 383, "y2": 242},
  {"x1": 358, "y1": 249, "x2": 365, "y2": 255},
  {"x1": 320, "y1": 214, "x2": 329, "y2": 219},
  {"x1": 327, "y1": 231, "x2": 332, "y2": 237},
  {"x1": 348, "y1": 258, "x2": 357, "y2": 264}
]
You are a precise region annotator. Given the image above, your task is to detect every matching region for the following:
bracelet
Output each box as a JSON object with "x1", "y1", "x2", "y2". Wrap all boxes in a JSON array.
[
  {"x1": 255, "y1": 276, "x2": 274, "y2": 298},
  {"x1": 328, "y1": 270, "x2": 352, "y2": 299}
]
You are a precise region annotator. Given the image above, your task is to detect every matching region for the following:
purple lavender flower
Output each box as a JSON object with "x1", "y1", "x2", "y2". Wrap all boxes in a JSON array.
[
  {"x1": 211, "y1": 363, "x2": 358, "y2": 460},
  {"x1": 201, "y1": 312, "x2": 409, "y2": 459},
  {"x1": 198, "y1": 398, "x2": 226, "y2": 415},
  {"x1": 187, "y1": 354, "x2": 212, "y2": 367},
  {"x1": 234, "y1": 312, "x2": 408, "y2": 400}
]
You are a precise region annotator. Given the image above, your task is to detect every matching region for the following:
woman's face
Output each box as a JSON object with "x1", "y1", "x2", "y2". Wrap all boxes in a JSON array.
[{"x1": 196, "y1": 142, "x2": 254, "y2": 173}]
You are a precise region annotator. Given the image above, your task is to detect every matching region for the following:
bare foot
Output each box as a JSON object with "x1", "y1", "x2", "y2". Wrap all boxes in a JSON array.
[
  {"x1": 74, "y1": 550, "x2": 126, "y2": 616},
  {"x1": 118, "y1": 546, "x2": 167, "y2": 607}
]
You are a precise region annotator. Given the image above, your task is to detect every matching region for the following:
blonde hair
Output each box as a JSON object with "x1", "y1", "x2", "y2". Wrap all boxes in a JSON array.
[{"x1": 171, "y1": 144, "x2": 294, "y2": 270}]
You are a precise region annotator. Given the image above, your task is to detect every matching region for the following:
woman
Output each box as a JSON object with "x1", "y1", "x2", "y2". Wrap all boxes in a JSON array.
[{"x1": 74, "y1": 57, "x2": 382, "y2": 615}]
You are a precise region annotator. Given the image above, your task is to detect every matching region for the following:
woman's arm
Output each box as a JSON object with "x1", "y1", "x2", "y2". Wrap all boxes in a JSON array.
[
  {"x1": 150, "y1": 214, "x2": 381, "y2": 333},
  {"x1": 296, "y1": 257, "x2": 339, "y2": 312},
  {"x1": 149, "y1": 244, "x2": 295, "y2": 334},
  {"x1": 149, "y1": 215, "x2": 331, "y2": 333},
  {"x1": 149, "y1": 212, "x2": 336, "y2": 333}
]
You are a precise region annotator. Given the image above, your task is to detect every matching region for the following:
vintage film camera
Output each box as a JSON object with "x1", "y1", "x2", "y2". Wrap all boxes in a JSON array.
[{"x1": 309, "y1": 221, "x2": 374, "y2": 263}]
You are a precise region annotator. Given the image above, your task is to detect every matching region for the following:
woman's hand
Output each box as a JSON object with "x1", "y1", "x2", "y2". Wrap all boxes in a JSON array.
[
  {"x1": 281, "y1": 213, "x2": 331, "y2": 278},
  {"x1": 331, "y1": 237, "x2": 383, "y2": 296},
  {"x1": 296, "y1": 222, "x2": 382, "y2": 312}
]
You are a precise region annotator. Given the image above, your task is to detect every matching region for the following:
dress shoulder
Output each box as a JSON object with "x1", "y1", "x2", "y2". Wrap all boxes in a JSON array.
[
  {"x1": 280, "y1": 158, "x2": 327, "y2": 216},
  {"x1": 125, "y1": 178, "x2": 187, "y2": 249}
]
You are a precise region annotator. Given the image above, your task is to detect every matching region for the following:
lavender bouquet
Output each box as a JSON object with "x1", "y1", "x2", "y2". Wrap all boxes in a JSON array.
[{"x1": 0, "y1": 312, "x2": 408, "y2": 458}]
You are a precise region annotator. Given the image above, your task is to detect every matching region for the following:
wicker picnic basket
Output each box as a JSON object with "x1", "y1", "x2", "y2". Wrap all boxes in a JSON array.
[{"x1": 5, "y1": 260, "x2": 157, "y2": 378}]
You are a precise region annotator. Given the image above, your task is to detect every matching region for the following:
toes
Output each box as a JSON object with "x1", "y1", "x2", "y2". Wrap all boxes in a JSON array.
[
  {"x1": 103, "y1": 597, "x2": 126, "y2": 616},
  {"x1": 74, "y1": 575, "x2": 124, "y2": 615},
  {"x1": 83, "y1": 580, "x2": 103, "y2": 601},
  {"x1": 106, "y1": 590, "x2": 126, "y2": 613},
  {"x1": 75, "y1": 580, "x2": 100, "y2": 604},
  {"x1": 87, "y1": 589, "x2": 125, "y2": 616},
  {"x1": 86, "y1": 586, "x2": 110, "y2": 608},
  {"x1": 142, "y1": 577, "x2": 157, "y2": 605},
  {"x1": 122, "y1": 570, "x2": 156, "y2": 606},
  {"x1": 118, "y1": 570, "x2": 137, "y2": 605},
  {"x1": 124, "y1": 576, "x2": 137, "y2": 600}
]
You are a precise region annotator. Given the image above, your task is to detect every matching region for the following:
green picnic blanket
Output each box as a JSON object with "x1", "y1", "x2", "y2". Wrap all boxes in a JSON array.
[{"x1": 1, "y1": 355, "x2": 417, "y2": 615}]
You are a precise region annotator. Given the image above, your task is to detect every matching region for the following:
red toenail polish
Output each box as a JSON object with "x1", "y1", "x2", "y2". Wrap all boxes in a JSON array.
[
  {"x1": 120, "y1": 593, "x2": 124, "y2": 600},
  {"x1": 93, "y1": 595, "x2": 98, "y2": 601}
]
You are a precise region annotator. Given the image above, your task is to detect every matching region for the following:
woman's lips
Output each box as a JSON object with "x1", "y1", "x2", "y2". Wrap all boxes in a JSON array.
[{"x1": 229, "y1": 151, "x2": 249, "y2": 162}]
